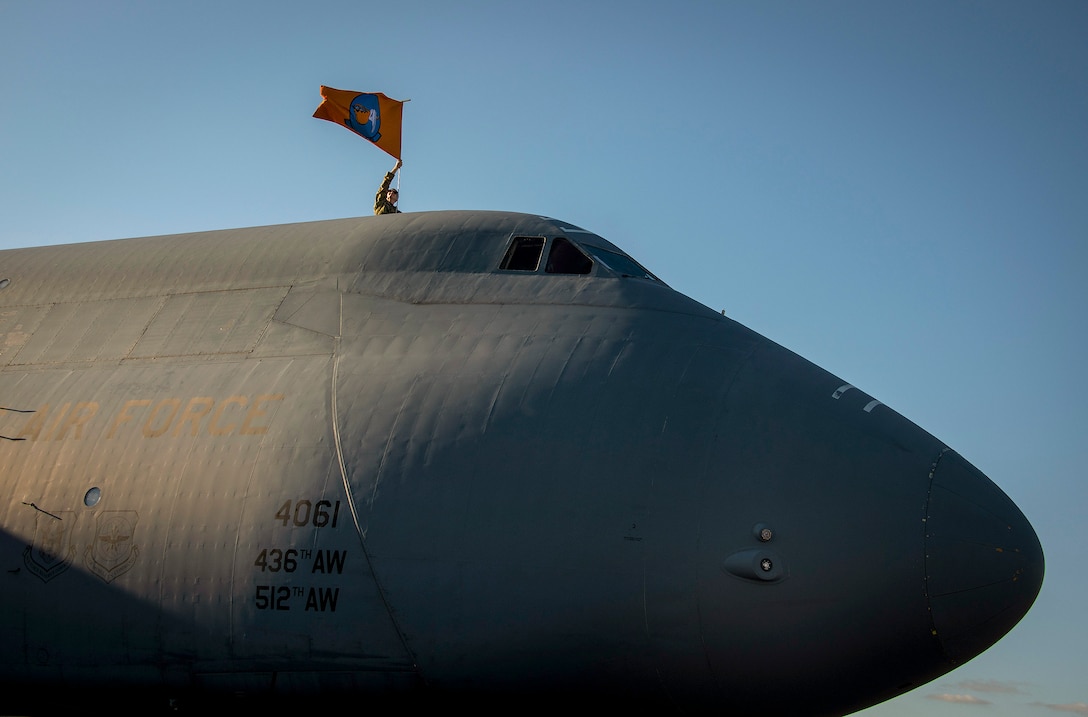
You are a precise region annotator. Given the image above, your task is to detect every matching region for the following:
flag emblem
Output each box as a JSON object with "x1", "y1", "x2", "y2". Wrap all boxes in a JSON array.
[{"x1": 313, "y1": 86, "x2": 404, "y2": 160}]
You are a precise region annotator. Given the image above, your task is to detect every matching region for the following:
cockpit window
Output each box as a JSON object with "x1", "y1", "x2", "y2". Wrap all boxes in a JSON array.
[
  {"x1": 500, "y1": 236, "x2": 545, "y2": 271},
  {"x1": 499, "y1": 235, "x2": 657, "y2": 282},
  {"x1": 579, "y1": 245, "x2": 659, "y2": 281},
  {"x1": 545, "y1": 237, "x2": 593, "y2": 275}
]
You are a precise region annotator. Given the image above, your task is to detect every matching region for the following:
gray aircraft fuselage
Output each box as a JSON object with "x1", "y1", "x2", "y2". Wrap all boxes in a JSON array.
[{"x1": 0, "y1": 211, "x2": 1043, "y2": 714}]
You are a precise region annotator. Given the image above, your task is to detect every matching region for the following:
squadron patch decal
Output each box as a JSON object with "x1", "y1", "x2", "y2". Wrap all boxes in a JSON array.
[
  {"x1": 84, "y1": 510, "x2": 139, "y2": 583},
  {"x1": 23, "y1": 510, "x2": 75, "y2": 583}
]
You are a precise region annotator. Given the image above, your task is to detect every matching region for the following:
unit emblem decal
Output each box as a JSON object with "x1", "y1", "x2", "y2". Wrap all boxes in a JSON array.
[
  {"x1": 23, "y1": 510, "x2": 75, "y2": 582},
  {"x1": 84, "y1": 510, "x2": 140, "y2": 583}
]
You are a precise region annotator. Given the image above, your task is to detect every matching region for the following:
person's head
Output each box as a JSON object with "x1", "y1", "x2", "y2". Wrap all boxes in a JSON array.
[{"x1": 386, "y1": 188, "x2": 399, "y2": 204}]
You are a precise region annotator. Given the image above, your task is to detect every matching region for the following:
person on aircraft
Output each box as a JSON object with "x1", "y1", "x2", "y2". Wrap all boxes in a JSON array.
[{"x1": 374, "y1": 158, "x2": 402, "y2": 215}]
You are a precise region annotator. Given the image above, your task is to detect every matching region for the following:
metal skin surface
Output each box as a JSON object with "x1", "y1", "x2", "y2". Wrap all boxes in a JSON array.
[{"x1": 0, "y1": 211, "x2": 1043, "y2": 714}]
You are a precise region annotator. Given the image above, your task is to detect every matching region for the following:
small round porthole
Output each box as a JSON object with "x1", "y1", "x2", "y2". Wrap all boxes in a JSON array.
[
  {"x1": 84, "y1": 487, "x2": 101, "y2": 507},
  {"x1": 0, "y1": 279, "x2": 9, "y2": 290}
]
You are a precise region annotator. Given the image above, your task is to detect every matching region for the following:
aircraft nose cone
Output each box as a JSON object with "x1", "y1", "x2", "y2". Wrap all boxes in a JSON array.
[{"x1": 924, "y1": 450, "x2": 1044, "y2": 663}]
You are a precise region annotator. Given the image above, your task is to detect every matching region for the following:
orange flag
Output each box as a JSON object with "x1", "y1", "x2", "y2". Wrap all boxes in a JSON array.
[{"x1": 313, "y1": 86, "x2": 404, "y2": 160}]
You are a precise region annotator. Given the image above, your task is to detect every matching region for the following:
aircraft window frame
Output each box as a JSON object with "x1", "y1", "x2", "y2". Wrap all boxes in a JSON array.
[
  {"x1": 500, "y1": 236, "x2": 546, "y2": 272},
  {"x1": 578, "y1": 245, "x2": 659, "y2": 281},
  {"x1": 545, "y1": 237, "x2": 593, "y2": 275},
  {"x1": 84, "y1": 486, "x2": 102, "y2": 507}
]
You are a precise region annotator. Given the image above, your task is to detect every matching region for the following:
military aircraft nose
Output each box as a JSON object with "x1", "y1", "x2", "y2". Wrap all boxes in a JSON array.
[{"x1": 924, "y1": 449, "x2": 1044, "y2": 663}]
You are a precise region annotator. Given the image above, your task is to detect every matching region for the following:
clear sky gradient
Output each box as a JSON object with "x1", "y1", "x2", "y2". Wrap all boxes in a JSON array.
[{"x1": 1, "y1": 2, "x2": 1084, "y2": 714}]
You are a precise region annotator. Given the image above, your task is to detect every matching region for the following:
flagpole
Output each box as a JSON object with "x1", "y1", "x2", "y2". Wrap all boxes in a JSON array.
[{"x1": 397, "y1": 99, "x2": 410, "y2": 193}]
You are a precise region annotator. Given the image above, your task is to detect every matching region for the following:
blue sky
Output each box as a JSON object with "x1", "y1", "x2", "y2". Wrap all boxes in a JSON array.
[{"x1": 1, "y1": 1, "x2": 1085, "y2": 714}]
